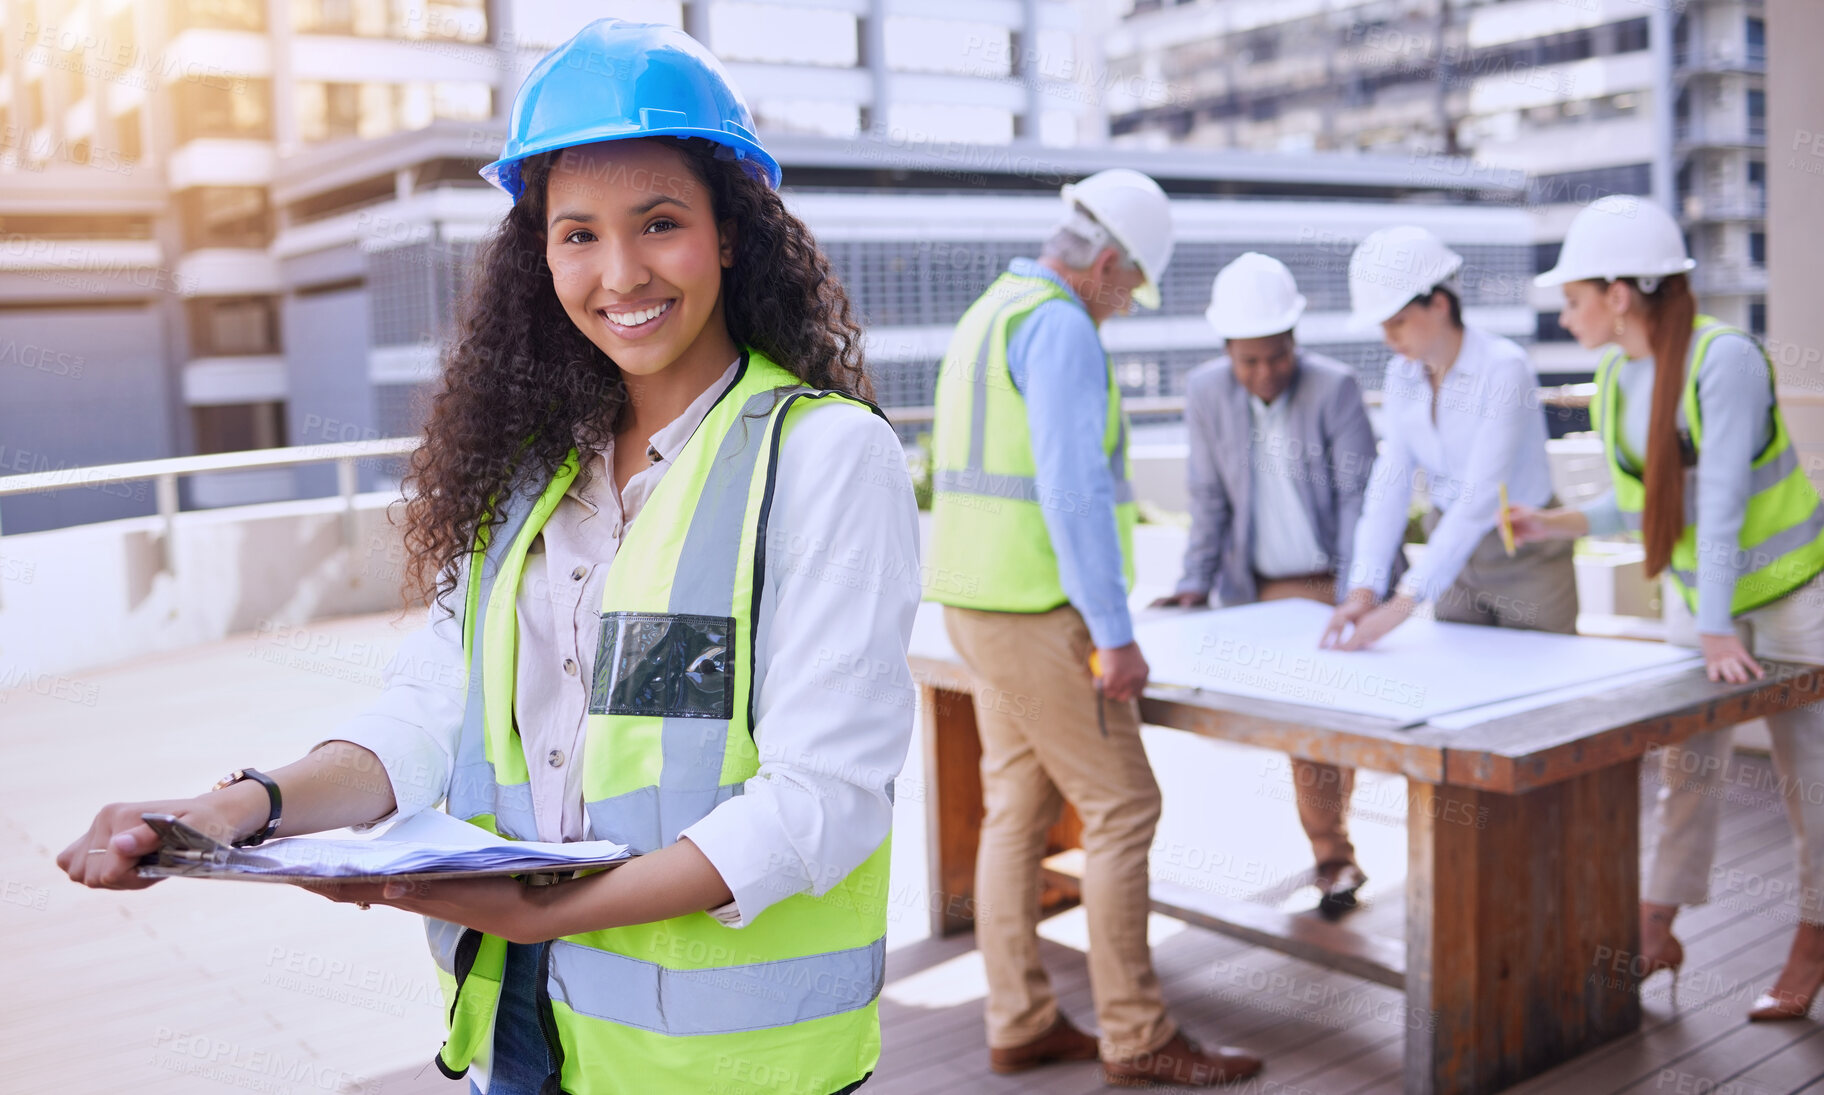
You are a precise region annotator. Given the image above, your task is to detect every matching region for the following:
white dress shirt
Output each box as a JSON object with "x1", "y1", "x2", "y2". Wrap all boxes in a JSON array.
[
  {"x1": 318, "y1": 360, "x2": 922, "y2": 928},
  {"x1": 1347, "y1": 325, "x2": 1554, "y2": 602},
  {"x1": 1247, "y1": 392, "x2": 1334, "y2": 580}
]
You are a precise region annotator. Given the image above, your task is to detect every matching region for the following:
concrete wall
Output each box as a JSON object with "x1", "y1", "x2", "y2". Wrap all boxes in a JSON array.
[{"x1": 0, "y1": 492, "x2": 418, "y2": 681}]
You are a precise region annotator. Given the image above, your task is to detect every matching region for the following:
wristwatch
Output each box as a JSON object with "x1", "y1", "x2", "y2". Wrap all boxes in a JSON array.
[{"x1": 212, "y1": 768, "x2": 283, "y2": 846}]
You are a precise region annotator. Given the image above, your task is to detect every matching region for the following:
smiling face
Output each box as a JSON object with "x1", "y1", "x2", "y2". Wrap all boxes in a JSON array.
[
  {"x1": 1557, "y1": 279, "x2": 1631, "y2": 349},
  {"x1": 543, "y1": 139, "x2": 735, "y2": 380},
  {"x1": 1228, "y1": 333, "x2": 1297, "y2": 403}
]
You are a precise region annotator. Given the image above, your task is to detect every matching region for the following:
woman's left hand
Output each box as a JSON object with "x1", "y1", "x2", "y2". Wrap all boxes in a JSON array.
[
  {"x1": 1699, "y1": 632, "x2": 1764, "y2": 685},
  {"x1": 305, "y1": 876, "x2": 557, "y2": 944},
  {"x1": 1334, "y1": 593, "x2": 1416, "y2": 652}
]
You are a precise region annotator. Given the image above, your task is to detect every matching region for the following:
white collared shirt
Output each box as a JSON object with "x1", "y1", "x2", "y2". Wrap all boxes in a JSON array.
[
  {"x1": 319, "y1": 361, "x2": 921, "y2": 927},
  {"x1": 1347, "y1": 326, "x2": 1555, "y2": 602},
  {"x1": 1247, "y1": 392, "x2": 1333, "y2": 580}
]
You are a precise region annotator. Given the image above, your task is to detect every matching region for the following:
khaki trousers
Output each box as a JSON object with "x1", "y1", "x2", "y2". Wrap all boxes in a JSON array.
[
  {"x1": 1646, "y1": 576, "x2": 1824, "y2": 922},
  {"x1": 1422, "y1": 511, "x2": 1580, "y2": 634},
  {"x1": 944, "y1": 604, "x2": 1176, "y2": 1059},
  {"x1": 1254, "y1": 575, "x2": 1359, "y2": 868}
]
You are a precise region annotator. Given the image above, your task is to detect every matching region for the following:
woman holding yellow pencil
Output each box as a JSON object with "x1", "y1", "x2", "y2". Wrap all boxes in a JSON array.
[
  {"x1": 1319, "y1": 225, "x2": 1578, "y2": 651},
  {"x1": 1511, "y1": 195, "x2": 1824, "y2": 1021}
]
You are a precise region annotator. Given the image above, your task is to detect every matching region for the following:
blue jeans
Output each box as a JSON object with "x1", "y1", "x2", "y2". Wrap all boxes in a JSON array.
[{"x1": 471, "y1": 941, "x2": 555, "y2": 1095}]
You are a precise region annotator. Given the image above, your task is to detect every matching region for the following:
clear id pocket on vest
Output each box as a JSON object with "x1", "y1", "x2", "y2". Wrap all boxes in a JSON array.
[{"x1": 588, "y1": 612, "x2": 736, "y2": 718}]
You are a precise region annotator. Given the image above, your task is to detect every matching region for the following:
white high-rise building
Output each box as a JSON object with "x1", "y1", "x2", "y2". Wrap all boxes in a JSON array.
[
  {"x1": 1104, "y1": 0, "x2": 1770, "y2": 380},
  {"x1": 0, "y1": 0, "x2": 1532, "y2": 534}
]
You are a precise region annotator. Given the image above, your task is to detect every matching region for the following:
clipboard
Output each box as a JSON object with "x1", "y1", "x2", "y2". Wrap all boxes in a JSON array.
[{"x1": 135, "y1": 812, "x2": 627, "y2": 885}]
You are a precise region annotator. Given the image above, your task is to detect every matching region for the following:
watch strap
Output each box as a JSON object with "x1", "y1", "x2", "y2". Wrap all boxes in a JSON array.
[{"x1": 213, "y1": 768, "x2": 282, "y2": 847}]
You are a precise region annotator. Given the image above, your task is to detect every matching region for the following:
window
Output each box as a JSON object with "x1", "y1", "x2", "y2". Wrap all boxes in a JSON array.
[
  {"x1": 1746, "y1": 17, "x2": 1765, "y2": 64},
  {"x1": 1748, "y1": 89, "x2": 1765, "y2": 137},
  {"x1": 193, "y1": 402, "x2": 287, "y2": 454},
  {"x1": 1536, "y1": 311, "x2": 1576, "y2": 343},
  {"x1": 297, "y1": 80, "x2": 490, "y2": 143},
  {"x1": 115, "y1": 107, "x2": 142, "y2": 162},
  {"x1": 0, "y1": 214, "x2": 153, "y2": 239},
  {"x1": 188, "y1": 298, "x2": 279, "y2": 356},
  {"x1": 174, "y1": 79, "x2": 271, "y2": 141},
  {"x1": 1528, "y1": 163, "x2": 1651, "y2": 207},
  {"x1": 1533, "y1": 241, "x2": 1562, "y2": 275},
  {"x1": 1749, "y1": 231, "x2": 1766, "y2": 265},
  {"x1": 291, "y1": 0, "x2": 487, "y2": 42},
  {"x1": 179, "y1": 188, "x2": 270, "y2": 249},
  {"x1": 171, "y1": 0, "x2": 265, "y2": 32},
  {"x1": 1612, "y1": 17, "x2": 1649, "y2": 55},
  {"x1": 1750, "y1": 298, "x2": 1766, "y2": 336}
]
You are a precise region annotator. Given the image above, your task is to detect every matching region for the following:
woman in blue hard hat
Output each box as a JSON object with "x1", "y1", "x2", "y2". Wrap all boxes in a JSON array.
[
  {"x1": 1511, "y1": 194, "x2": 1824, "y2": 1021},
  {"x1": 57, "y1": 19, "x2": 919, "y2": 1094}
]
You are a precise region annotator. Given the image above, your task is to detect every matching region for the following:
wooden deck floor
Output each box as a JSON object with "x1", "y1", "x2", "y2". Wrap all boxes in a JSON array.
[
  {"x1": 848, "y1": 755, "x2": 1824, "y2": 1095},
  {"x1": 12, "y1": 611, "x2": 1820, "y2": 1094},
  {"x1": 374, "y1": 755, "x2": 1824, "y2": 1095}
]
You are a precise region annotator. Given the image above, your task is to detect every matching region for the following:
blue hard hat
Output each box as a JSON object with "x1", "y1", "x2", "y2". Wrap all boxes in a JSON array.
[{"x1": 481, "y1": 18, "x2": 781, "y2": 200}]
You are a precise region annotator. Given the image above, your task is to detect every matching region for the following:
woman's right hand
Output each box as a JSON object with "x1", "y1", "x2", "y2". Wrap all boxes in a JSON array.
[
  {"x1": 1319, "y1": 588, "x2": 1377, "y2": 648},
  {"x1": 56, "y1": 790, "x2": 261, "y2": 890},
  {"x1": 1507, "y1": 504, "x2": 1588, "y2": 545}
]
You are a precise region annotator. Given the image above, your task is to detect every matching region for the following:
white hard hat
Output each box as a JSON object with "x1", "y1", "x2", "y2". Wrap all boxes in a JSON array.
[
  {"x1": 1534, "y1": 194, "x2": 1695, "y2": 289},
  {"x1": 1346, "y1": 226, "x2": 1463, "y2": 330},
  {"x1": 1059, "y1": 168, "x2": 1174, "y2": 310},
  {"x1": 1206, "y1": 252, "x2": 1306, "y2": 339}
]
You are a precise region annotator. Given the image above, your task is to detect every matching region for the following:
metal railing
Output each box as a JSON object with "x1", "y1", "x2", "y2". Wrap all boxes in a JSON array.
[
  {"x1": 0, "y1": 386, "x2": 1615, "y2": 542},
  {"x1": 0, "y1": 438, "x2": 419, "y2": 554}
]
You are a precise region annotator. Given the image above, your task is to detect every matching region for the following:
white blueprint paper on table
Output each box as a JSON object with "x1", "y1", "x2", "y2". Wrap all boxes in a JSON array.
[{"x1": 1135, "y1": 599, "x2": 1701, "y2": 726}]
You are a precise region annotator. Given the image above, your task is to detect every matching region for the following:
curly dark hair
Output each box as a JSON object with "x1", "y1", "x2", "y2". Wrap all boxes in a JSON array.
[{"x1": 395, "y1": 138, "x2": 871, "y2": 610}]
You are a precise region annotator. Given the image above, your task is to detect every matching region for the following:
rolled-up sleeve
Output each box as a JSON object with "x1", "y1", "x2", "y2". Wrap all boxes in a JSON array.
[
  {"x1": 312, "y1": 587, "x2": 465, "y2": 827},
  {"x1": 680, "y1": 404, "x2": 920, "y2": 927}
]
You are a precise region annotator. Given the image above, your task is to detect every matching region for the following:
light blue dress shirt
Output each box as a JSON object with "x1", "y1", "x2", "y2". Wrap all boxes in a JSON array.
[{"x1": 1002, "y1": 257, "x2": 1133, "y2": 649}]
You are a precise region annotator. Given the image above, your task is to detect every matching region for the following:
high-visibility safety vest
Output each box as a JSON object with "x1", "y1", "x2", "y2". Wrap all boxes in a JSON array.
[
  {"x1": 426, "y1": 350, "x2": 891, "y2": 1095},
  {"x1": 1591, "y1": 314, "x2": 1824, "y2": 616},
  {"x1": 926, "y1": 271, "x2": 1137, "y2": 611}
]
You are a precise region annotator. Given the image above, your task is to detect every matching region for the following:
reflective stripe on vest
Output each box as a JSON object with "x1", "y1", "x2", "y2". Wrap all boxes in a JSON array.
[
  {"x1": 432, "y1": 350, "x2": 891, "y2": 1095},
  {"x1": 547, "y1": 935, "x2": 886, "y2": 1037},
  {"x1": 1592, "y1": 316, "x2": 1824, "y2": 615},
  {"x1": 927, "y1": 271, "x2": 1139, "y2": 611}
]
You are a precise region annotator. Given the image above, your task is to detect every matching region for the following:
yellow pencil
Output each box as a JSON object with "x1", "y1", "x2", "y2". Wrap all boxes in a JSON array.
[{"x1": 1497, "y1": 482, "x2": 1517, "y2": 557}]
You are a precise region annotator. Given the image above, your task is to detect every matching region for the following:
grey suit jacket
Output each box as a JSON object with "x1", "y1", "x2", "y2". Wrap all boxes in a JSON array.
[{"x1": 1174, "y1": 349, "x2": 1393, "y2": 606}]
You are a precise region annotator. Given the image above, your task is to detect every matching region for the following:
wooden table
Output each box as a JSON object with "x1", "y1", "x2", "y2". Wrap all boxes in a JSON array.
[{"x1": 909, "y1": 606, "x2": 1824, "y2": 1095}]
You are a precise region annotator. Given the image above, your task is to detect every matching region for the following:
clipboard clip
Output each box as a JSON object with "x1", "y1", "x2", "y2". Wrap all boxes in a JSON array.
[{"x1": 140, "y1": 812, "x2": 234, "y2": 865}]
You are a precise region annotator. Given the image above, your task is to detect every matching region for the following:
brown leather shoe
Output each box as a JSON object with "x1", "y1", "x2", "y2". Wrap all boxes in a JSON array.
[
  {"x1": 989, "y1": 1014, "x2": 1100, "y2": 1074},
  {"x1": 1102, "y1": 1032, "x2": 1262, "y2": 1087}
]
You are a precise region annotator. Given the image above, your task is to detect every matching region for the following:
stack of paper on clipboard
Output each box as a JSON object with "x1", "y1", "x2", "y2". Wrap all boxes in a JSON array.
[{"x1": 137, "y1": 808, "x2": 633, "y2": 883}]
